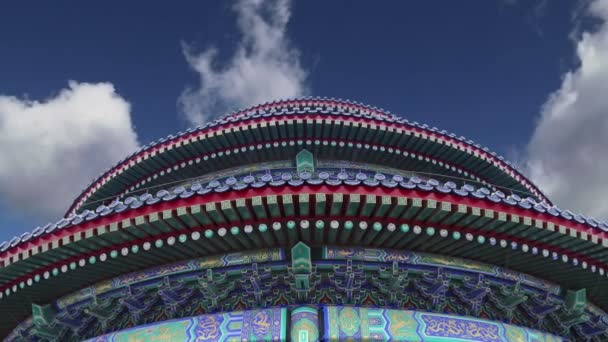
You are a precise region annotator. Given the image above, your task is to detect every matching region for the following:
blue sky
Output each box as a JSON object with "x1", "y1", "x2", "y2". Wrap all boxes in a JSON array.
[{"x1": 1, "y1": 0, "x2": 608, "y2": 242}]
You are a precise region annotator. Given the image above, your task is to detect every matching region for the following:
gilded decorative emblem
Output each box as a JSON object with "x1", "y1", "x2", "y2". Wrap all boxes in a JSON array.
[
  {"x1": 196, "y1": 315, "x2": 221, "y2": 341},
  {"x1": 387, "y1": 310, "x2": 417, "y2": 339},
  {"x1": 252, "y1": 311, "x2": 271, "y2": 337},
  {"x1": 114, "y1": 323, "x2": 188, "y2": 342},
  {"x1": 419, "y1": 255, "x2": 492, "y2": 273},
  {"x1": 504, "y1": 325, "x2": 526, "y2": 341},
  {"x1": 95, "y1": 280, "x2": 114, "y2": 294},
  {"x1": 338, "y1": 307, "x2": 360, "y2": 336},
  {"x1": 337, "y1": 249, "x2": 357, "y2": 258},
  {"x1": 253, "y1": 249, "x2": 270, "y2": 261},
  {"x1": 384, "y1": 254, "x2": 412, "y2": 263},
  {"x1": 116, "y1": 262, "x2": 192, "y2": 287},
  {"x1": 198, "y1": 257, "x2": 223, "y2": 269},
  {"x1": 422, "y1": 315, "x2": 500, "y2": 342}
]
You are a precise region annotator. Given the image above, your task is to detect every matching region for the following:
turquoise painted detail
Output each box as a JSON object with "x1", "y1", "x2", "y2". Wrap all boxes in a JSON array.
[
  {"x1": 85, "y1": 307, "x2": 287, "y2": 342},
  {"x1": 296, "y1": 149, "x2": 315, "y2": 173},
  {"x1": 290, "y1": 307, "x2": 319, "y2": 342},
  {"x1": 323, "y1": 306, "x2": 563, "y2": 342}
]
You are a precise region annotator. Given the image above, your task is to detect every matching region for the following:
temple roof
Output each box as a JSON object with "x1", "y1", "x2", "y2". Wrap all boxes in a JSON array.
[
  {"x1": 1, "y1": 169, "x2": 607, "y2": 336},
  {"x1": 2, "y1": 98, "x2": 606, "y2": 338},
  {"x1": 64, "y1": 98, "x2": 550, "y2": 216}
]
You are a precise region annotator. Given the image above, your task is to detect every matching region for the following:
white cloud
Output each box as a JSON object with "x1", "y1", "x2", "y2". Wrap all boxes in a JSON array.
[
  {"x1": 526, "y1": 0, "x2": 608, "y2": 219},
  {"x1": 178, "y1": 0, "x2": 308, "y2": 125},
  {"x1": 0, "y1": 81, "x2": 139, "y2": 220}
]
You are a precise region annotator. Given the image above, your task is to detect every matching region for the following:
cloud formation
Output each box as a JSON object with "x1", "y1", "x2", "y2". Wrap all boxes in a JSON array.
[
  {"x1": 0, "y1": 81, "x2": 139, "y2": 221},
  {"x1": 526, "y1": 0, "x2": 608, "y2": 219},
  {"x1": 179, "y1": 0, "x2": 308, "y2": 125}
]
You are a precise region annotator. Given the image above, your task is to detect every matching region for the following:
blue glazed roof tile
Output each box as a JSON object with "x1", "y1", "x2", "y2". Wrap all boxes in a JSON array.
[
  {"x1": 462, "y1": 184, "x2": 475, "y2": 192},
  {"x1": 478, "y1": 187, "x2": 491, "y2": 195},
  {"x1": 71, "y1": 216, "x2": 84, "y2": 226},
  {"x1": 20, "y1": 233, "x2": 32, "y2": 243},
  {"x1": 114, "y1": 203, "x2": 129, "y2": 213},
  {"x1": 436, "y1": 185, "x2": 452, "y2": 194},
  {"x1": 587, "y1": 218, "x2": 599, "y2": 228},
  {"x1": 130, "y1": 199, "x2": 145, "y2": 209},
  {"x1": 231, "y1": 183, "x2": 248, "y2": 190},
  {"x1": 487, "y1": 194, "x2": 502, "y2": 203},
  {"x1": 502, "y1": 197, "x2": 517, "y2": 206},
  {"x1": 287, "y1": 179, "x2": 304, "y2": 187},
  {"x1": 9, "y1": 237, "x2": 20, "y2": 247},
  {"x1": 364, "y1": 179, "x2": 380, "y2": 187},
  {"x1": 172, "y1": 186, "x2": 186, "y2": 195},
  {"x1": 196, "y1": 188, "x2": 212, "y2": 196},
  {"x1": 32, "y1": 227, "x2": 45, "y2": 237},
  {"x1": 123, "y1": 196, "x2": 137, "y2": 205},
  {"x1": 306, "y1": 179, "x2": 323, "y2": 185},
  {"x1": 517, "y1": 201, "x2": 532, "y2": 210},
  {"x1": 427, "y1": 178, "x2": 440, "y2": 187},
  {"x1": 344, "y1": 179, "x2": 361, "y2": 186},
  {"x1": 155, "y1": 189, "x2": 170, "y2": 198},
  {"x1": 573, "y1": 214, "x2": 586, "y2": 224},
  {"x1": 142, "y1": 196, "x2": 160, "y2": 206},
  {"x1": 374, "y1": 173, "x2": 386, "y2": 181},
  {"x1": 138, "y1": 193, "x2": 153, "y2": 202},
  {"x1": 57, "y1": 219, "x2": 70, "y2": 229},
  {"x1": 546, "y1": 207, "x2": 560, "y2": 217},
  {"x1": 213, "y1": 185, "x2": 230, "y2": 193},
  {"x1": 470, "y1": 191, "x2": 487, "y2": 199}
]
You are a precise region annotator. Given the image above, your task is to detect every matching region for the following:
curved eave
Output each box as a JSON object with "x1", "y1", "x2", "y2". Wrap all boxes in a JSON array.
[
  {"x1": 77, "y1": 138, "x2": 524, "y2": 212},
  {"x1": 2, "y1": 180, "x2": 607, "y2": 314},
  {"x1": 66, "y1": 98, "x2": 548, "y2": 215}
]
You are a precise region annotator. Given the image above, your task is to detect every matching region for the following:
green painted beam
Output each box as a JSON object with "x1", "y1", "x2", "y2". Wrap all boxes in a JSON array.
[
  {"x1": 414, "y1": 199, "x2": 437, "y2": 222},
  {"x1": 148, "y1": 212, "x2": 173, "y2": 233},
  {"x1": 252, "y1": 196, "x2": 267, "y2": 220},
  {"x1": 206, "y1": 203, "x2": 227, "y2": 224},
  {"x1": 282, "y1": 195, "x2": 295, "y2": 217},
  {"x1": 163, "y1": 210, "x2": 187, "y2": 230},
  {"x1": 177, "y1": 207, "x2": 200, "y2": 229},
  {"x1": 298, "y1": 194, "x2": 310, "y2": 217},
  {"x1": 191, "y1": 204, "x2": 213, "y2": 226},
  {"x1": 235, "y1": 199, "x2": 252, "y2": 221},
  {"x1": 315, "y1": 194, "x2": 326, "y2": 216},
  {"x1": 427, "y1": 201, "x2": 452, "y2": 224},
  {"x1": 375, "y1": 196, "x2": 392, "y2": 218},
  {"x1": 387, "y1": 197, "x2": 407, "y2": 219},
  {"x1": 267, "y1": 196, "x2": 281, "y2": 218},
  {"x1": 330, "y1": 193, "x2": 344, "y2": 216},
  {"x1": 346, "y1": 194, "x2": 361, "y2": 217},
  {"x1": 220, "y1": 201, "x2": 240, "y2": 223},
  {"x1": 401, "y1": 197, "x2": 422, "y2": 220}
]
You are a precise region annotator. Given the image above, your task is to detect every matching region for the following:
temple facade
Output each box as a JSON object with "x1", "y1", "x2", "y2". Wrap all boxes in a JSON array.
[{"x1": 1, "y1": 98, "x2": 607, "y2": 341}]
